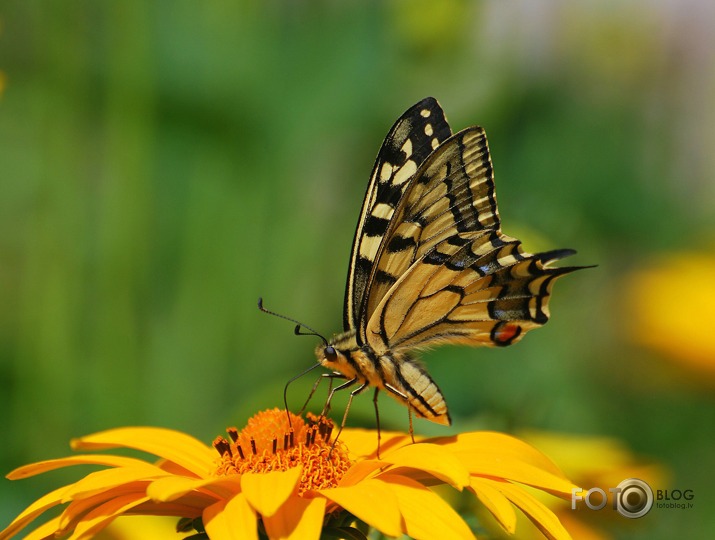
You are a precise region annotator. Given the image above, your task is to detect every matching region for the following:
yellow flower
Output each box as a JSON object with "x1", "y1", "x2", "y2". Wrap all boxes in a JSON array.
[
  {"x1": 625, "y1": 251, "x2": 715, "y2": 377},
  {"x1": 1, "y1": 409, "x2": 576, "y2": 539}
]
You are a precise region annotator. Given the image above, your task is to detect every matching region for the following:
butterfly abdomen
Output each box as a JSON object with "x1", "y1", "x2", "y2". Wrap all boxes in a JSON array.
[{"x1": 379, "y1": 351, "x2": 451, "y2": 426}]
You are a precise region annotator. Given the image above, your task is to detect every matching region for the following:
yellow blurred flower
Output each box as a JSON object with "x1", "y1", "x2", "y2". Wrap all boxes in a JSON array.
[
  {"x1": 489, "y1": 431, "x2": 668, "y2": 540},
  {"x1": 625, "y1": 252, "x2": 715, "y2": 376},
  {"x1": 1, "y1": 409, "x2": 577, "y2": 540}
]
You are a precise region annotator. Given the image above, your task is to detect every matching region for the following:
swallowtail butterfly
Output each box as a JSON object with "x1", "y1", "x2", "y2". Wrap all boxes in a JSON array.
[{"x1": 314, "y1": 97, "x2": 583, "y2": 427}]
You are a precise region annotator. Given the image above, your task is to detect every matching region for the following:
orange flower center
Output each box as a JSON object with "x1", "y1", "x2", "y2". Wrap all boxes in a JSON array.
[{"x1": 212, "y1": 409, "x2": 352, "y2": 495}]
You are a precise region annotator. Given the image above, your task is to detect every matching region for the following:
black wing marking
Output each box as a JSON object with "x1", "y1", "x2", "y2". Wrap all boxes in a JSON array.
[{"x1": 343, "y1": 98, "x2": 451, "y2": 339}]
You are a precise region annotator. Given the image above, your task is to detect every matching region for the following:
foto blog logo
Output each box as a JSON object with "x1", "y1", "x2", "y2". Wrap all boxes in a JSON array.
[{"x1": 572, "y1": 478, "x2": 654, "y2": 519}]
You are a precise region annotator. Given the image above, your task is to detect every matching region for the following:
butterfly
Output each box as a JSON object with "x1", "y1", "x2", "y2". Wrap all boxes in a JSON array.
[{"x1": 311, "y1": 97, "x2": 585, "y2": 428}]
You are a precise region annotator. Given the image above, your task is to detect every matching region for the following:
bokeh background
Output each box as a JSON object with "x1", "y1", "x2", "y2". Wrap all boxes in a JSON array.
[{"x1": 1, "y1": 1, "x2": 714, "y2": 538}]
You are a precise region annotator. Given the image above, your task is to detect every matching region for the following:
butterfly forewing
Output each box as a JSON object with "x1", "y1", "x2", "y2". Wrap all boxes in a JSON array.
[
  {"x1": 363, "y1": 127, "x2": 500, "y2": 323},
  {"x1": 344, "y1": 98, "x2": 452, "y2": 337}
]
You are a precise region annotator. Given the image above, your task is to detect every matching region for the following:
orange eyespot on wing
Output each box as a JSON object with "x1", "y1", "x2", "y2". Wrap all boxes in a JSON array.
[{"x1": 490, "y1": 321, "x2": 523, "y2": 346}]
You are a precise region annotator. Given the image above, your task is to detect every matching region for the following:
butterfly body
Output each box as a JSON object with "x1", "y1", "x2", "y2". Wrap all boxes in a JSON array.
[
  {"x1": 317, "y1": 330, "x2": 451, "y2": 426},
  {"x1": 314, "y1": 98, "x2": 583, "y2": 426}
]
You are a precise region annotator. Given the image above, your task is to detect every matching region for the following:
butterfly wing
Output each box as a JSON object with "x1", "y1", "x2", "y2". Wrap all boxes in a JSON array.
[
  {"x1": 361, "y1": 127, "x2": 498, "y2": 322},
  {"x1": 344, "y1": 98, "x2": 451, "y2": 336},
  {"x1": 364, "y1": 127, "x2": 581, "y2": 354}
]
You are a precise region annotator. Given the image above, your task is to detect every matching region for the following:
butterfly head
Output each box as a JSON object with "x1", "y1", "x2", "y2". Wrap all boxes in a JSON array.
[
  {"x1": 314, "y1": 330, "x2": 362, "y2": 380},
  {"x1": 316, "y1": 342, "x2": 346, "y2": 371}
]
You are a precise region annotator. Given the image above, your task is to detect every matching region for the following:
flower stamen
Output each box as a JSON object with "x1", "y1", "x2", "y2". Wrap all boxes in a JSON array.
[
  {"x1": 212, "y1": 409, "x2": 352, "y2": 495},
  {"x1": 212, "y1": 436, "x2": 231, "y2": 457}
]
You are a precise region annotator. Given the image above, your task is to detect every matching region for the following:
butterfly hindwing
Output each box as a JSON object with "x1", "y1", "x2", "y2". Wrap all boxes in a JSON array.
[
  {"x1": 366, "y1": 232, "x2": 579, "y2": 354},
  {"x1": 344, "y1": 98, "x2": 452, "y2": 337}
]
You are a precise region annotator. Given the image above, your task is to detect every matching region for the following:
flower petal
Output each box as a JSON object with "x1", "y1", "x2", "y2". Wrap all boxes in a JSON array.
[
  {"x1": 437, "y1": 432, "x2": 566, "y2": 478},
  {"x1": 73, "y1": 427, "x2": 215, "y2": 477},
  {"x1": 59, "y1": 481, "x2": 148, "y2": 531},
  {"x1": 472, "y1": 461, "x2": 574, "y2": 497},
  {"x1": 7, "y1": 455, "x2": 161, "y2": 480},
  {"x1": 379, "y1": 473, "x2": 475, "y2": 539},
  {"x1": 203, "y1": 493, "x2": 258, "y2": 540},
  {"x1": 482, "y1": 478, "x2": 572, "y2": 540},
  {"x1": 380, "y1": 443, "x2": 470, "y2": 489},
  {"x1": 22, "y1": 515, "x2": 63, "y2": 540},
  {"x1": 0, "y1": 485, "x2": 67, "y2": 540},
  {"x1": 203, "y1": 499, "x2": 232, "y2": 540},
  {"x1": 340, "y1": 429, "x2": 412, "y2": 459},
  {"x1": 70, "y1": 494, "x2": 150, "y2": 539},
  {"x1": 60, "y1": 466, "x2": 166, "y2": 501},
  {"x1": 468, "y1": 477, "x2": 517, "y2": 534},
  {"x1": 337, "y1": 460, "x2": 386, "y2": 487},
  {"x1": 147, "y1": 474, "x2": 240, "y2": 502},
  {"x1": 99, "y1": 515, "x2": 179, "y2": 539},
  {"x1": 262, "y1": 495, "x2": 326, "y2": 540},
  {"x1": 435, "y1": 433, "x2": 575, "y2": 495},
  {"x1": 124, "y1": 499, "x2": 206, "y2": 517},
  {"x1": 317, "y1": 478, "x2": 402, "y2": 538},
  {"x1": 241, "y1": 467, "x2": 302, "y2": 517}
]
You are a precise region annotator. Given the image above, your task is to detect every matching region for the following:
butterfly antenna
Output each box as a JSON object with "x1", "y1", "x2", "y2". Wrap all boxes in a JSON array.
[
  {"x1": 258, "y1": 297, "x2": 331, "y2": 429},
  {"x1": 257, "y1": 297, "x2": 329, "y2": 346}
]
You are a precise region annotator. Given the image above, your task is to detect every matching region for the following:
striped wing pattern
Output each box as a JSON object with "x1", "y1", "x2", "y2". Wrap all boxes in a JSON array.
[{"x1": 344, "y1": 98, "x2": 451, "y2": 336}]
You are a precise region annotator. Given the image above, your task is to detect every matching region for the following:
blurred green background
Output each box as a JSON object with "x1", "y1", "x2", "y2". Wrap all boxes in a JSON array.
[{"x1": 1, "y1": 1, "x2": 714, "y2": 538}]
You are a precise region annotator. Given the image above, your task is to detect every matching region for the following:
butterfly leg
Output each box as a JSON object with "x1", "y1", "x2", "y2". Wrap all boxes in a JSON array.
[
  {"x1": 298, "y1": 372, "x2": 346, "y2": 417},
  {"x1": 372, "y1": 387, "x2": 382, "y2": 459},
  {"x1": 383, "y1": 382, "x2": 415, "y2": 444},
  {"x1": 321, "y1": 375, "x2": 357, "y2": 418},
  {"x1": 407, "y1": 405, "x2": 415, "y2": 444},
  {"x1": 297, "y1": 375, "x2": 325, "y2": 416},
  {"x1": 330, "y1": 380, "x2": 370, "y2": 454}
]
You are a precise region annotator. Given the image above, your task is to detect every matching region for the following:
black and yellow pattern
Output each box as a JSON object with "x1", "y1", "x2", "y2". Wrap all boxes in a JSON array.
[{"x1": 318, "y1": 98, "x2": 583, "y2": 426}]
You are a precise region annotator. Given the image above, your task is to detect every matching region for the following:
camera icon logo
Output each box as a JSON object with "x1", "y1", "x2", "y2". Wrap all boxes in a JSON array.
[{"x1": 612, "y1": 478, "x2": 654, "y2": 518}]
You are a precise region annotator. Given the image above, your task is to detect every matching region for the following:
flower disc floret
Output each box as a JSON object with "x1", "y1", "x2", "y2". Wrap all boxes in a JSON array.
[{"x1": 212, "y1": 409, "x2": 352, "y2": 495}]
